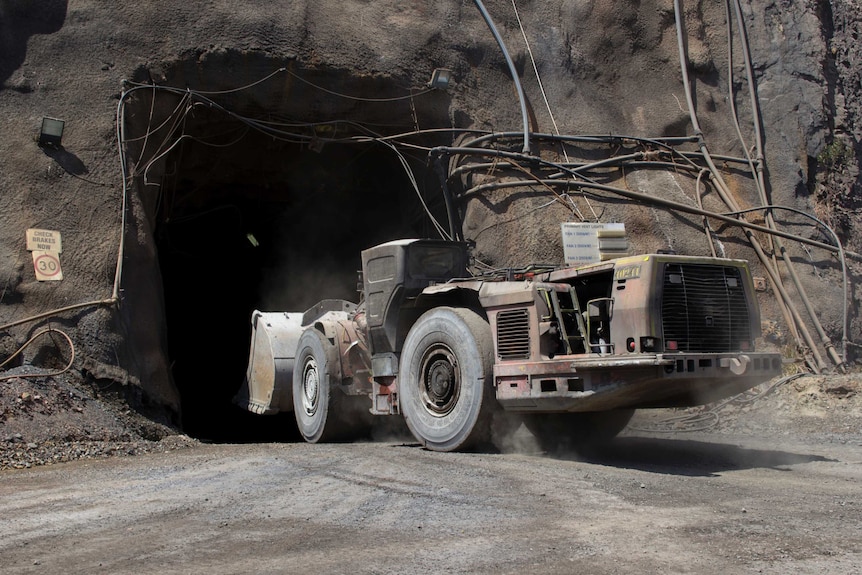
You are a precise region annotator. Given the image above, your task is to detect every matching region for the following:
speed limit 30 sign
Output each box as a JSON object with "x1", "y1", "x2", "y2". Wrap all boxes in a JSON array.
[{"x1": 32, "y1": 251, "x2": 64, "y2": 281}]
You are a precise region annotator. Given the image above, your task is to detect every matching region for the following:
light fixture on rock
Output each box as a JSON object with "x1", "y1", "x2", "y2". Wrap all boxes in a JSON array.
[
  {"x1": 428, "y1": 68, "x2": 453, "y2": 90},
  {"x1": 38, "y1": 117, "x2": 65, "y2": 148}
]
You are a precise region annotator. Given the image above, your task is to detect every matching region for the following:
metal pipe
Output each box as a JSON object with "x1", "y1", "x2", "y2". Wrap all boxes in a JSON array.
[
  {"x1": 731, "y1": 0, "x2": 845, "y2": 369},
  {"x1": 672, "y1": 0, "x2": 825, "y2": 370},
  {"x1": 723, "y1": 0, "x2": 795, "y2": 343}
]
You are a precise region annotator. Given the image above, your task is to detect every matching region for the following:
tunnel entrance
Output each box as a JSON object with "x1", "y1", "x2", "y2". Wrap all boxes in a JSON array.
[{"x1": 125, "y1": 57, "x2": 457, "y2": 440}]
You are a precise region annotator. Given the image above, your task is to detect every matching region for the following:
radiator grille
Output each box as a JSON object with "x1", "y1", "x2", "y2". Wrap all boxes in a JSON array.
[
  {"x1": 496, "y1": 308, "x2": 531, "y2": 359},
  {"x1": 661, "y1": 264, "x2": 752, "y2": 352}
]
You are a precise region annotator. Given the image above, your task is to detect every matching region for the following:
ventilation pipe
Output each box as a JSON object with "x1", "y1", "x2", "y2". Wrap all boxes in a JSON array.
[{"x1": 472, "y1": 0, "x2": 531, "y2": 154}]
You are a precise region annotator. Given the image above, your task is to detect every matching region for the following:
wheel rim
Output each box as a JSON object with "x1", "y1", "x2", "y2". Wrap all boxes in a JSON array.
[
  {"x1": 301, "y1": 356, "x2": 319, "y2": 417},
  {"x1": 419, "y1": 344, "x2": 460, "y2": 416}
]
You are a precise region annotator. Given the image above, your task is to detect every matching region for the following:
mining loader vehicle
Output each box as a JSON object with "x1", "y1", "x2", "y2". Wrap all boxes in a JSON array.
[{"x1": 235, "y1": 238, "x2": 782, "y2": 452}]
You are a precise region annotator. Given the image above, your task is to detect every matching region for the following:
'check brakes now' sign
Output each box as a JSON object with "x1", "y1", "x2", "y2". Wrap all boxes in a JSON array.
[
  {"x1": 26, "y1": 228, "x2": 63, "y2": 253},
  {"x1": 25, "y1": 228, "x2": 64, "y2": 281}
]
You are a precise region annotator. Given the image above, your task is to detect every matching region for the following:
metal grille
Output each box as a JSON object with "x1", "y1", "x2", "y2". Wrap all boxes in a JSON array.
[
  {"x1": 661, "y1": 264, "x2": 751, "y2": 352},
  {"x1": 496, "y1": 308, "x2": 531, "y2": 359}
]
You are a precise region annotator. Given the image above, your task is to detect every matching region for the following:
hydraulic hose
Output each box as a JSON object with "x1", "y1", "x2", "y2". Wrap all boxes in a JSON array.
[
  {"x1": 0, "y1": 327, "x2": 76, "y2": 382},
  {"x1": 0, "y1": 299, "x2": 117, "y2": 333}
]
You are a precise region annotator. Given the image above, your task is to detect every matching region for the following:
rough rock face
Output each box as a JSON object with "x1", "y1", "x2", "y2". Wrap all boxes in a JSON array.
[{"x1": 0, "y1": 0, "x2": 860, "y2": 437}]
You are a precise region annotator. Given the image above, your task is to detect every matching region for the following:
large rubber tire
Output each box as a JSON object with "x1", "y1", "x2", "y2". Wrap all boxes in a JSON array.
[
  {"x1": 399, "y1": 307, "x2": 495, "y2": 452},
  {"x1": 523, "y1": 409, "x2": 634, "y2": 454},
  {"x1": 293, "y1": 328, "x2": 354, "y2": 443}
]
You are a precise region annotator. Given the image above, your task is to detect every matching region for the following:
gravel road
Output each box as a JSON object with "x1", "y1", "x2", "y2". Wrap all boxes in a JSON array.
[{"x1": 1, "y1": 429, "x2": 860, "y2": 575}]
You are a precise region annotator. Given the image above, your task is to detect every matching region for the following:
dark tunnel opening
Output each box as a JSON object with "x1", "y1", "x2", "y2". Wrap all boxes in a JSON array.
[
  {"x1": 157, "y1": 138, "x2": 447, "y2": 440},
  {"x1": 156, "y1": 132, "x2": 451, "y2": 440},
  {"x1": 127, "y1": 62, "x2": 457, "y2": 440}
]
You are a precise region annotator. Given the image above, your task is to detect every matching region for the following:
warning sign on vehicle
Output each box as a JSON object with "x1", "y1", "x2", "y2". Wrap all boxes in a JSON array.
[
  {"x1": 26, "y1": 228, "x2": 63, "y2": 253},
  {"x1": 32, "y1": 251, "x2": 63, "y2": 281}
]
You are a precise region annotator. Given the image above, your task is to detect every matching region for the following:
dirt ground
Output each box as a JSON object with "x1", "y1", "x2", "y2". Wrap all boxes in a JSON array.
[{"x1": 0, "y1": 373, "x2": 860, "y2": 574}]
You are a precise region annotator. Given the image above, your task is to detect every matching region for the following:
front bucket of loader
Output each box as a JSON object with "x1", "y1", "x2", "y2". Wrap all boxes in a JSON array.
[{"x1": 234, "y1": 310, "x2": 304, "y2": 415}]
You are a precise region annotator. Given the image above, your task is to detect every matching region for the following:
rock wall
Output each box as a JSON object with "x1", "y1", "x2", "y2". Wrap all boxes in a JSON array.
[{"x1": 0, "y1": 0, "x2": 860, "y2": 424}]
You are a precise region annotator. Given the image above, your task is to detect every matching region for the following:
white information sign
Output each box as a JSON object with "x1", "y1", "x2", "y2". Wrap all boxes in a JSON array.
[{"x1": 561, "y1": 222, "x2": 626, "y2": 265}]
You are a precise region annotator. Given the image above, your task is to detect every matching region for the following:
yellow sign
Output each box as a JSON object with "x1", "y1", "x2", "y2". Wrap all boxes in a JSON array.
[
  {"x1": 614, "y1": 265, "x2": 641, "y2": 281},
  {"x1": 26, "y1": 228, "x2": 62, "y2": 253},
  {"x1": 32, "y1": 251, "x2": 63, "y2": 281}
]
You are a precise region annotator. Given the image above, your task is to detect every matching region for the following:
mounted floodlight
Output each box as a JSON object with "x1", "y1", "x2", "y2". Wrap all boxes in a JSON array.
[
  {"x1": 428, "y1": 68, "x2": 453, "y2": 90},
  {"x1": 39, "y1": 117, "x2": 65, "y2": 148}
]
